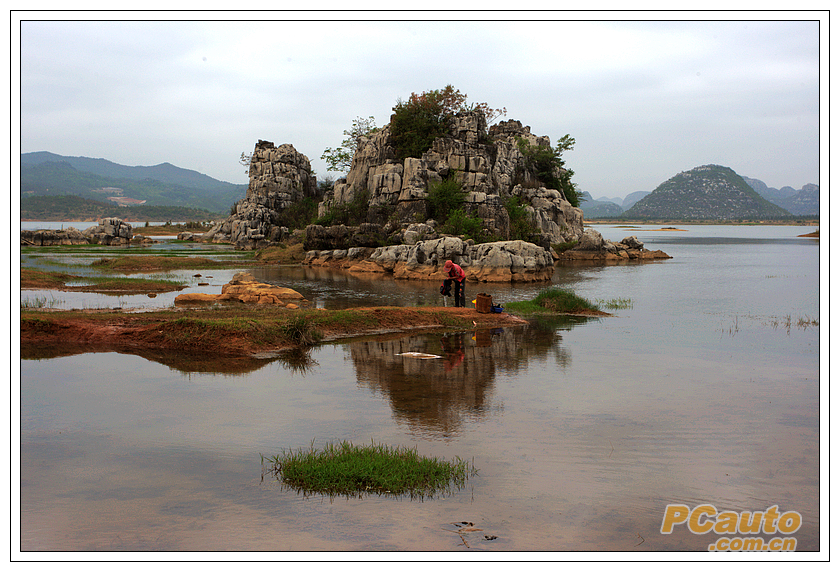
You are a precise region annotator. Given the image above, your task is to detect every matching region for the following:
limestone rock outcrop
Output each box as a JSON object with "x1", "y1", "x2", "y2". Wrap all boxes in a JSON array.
[
  {"x1": 557, "y1": 229, "x2": 672, "y2": 262},
  {"x1": 82, "y1": 218, "x2": 133, "y2": 245},
  {"x1": 21, "y1": 226, "x2": 89, "y2": 246},
  {"x1": 21, "y1": 218, "x2": 133, "y2": 246},
  {"x1": 174, "y1": 272, "x2": 307, "y2": 306},
  {"x1": 304, "y1": 236, "x2": 555, "y2": 282},
  {"x1": 320, "y1": 113, "x2": 584, "y2": 244},
  {"x1": 201, "y1": 140, "x2": 317, "y2": 249}
]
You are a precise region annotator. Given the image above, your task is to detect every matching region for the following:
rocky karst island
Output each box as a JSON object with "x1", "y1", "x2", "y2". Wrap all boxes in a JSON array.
[
  {"x1": 22, "y1": 86, "x2": 669, "y2": 357},
  {"x1": 190, "y1": 87, "x2": 668, "y2": 280}
]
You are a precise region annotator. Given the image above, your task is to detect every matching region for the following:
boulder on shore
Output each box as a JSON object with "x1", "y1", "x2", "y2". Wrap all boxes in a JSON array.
[
  {"x1": 174, "y1": 272, "x2": 307, "y2": 307},
  {"x1": 557, "y1": 229, "x2": 671, "y2": 262},
  {"x1": 82, "y1": 217, "x2": 133, "y2": 245}
]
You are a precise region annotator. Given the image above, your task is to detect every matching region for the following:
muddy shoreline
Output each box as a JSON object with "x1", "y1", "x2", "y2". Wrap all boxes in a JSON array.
[{"x1": 20, "y1": 305, "x2": 544, "y2": 360}]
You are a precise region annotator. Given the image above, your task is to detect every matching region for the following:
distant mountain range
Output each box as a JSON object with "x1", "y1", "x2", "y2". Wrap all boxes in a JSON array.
[
  {"x1": 20, "y1": 152, "x2": 819, "y2": 222},
  {"x1": 580, "y1": 166, "x2": 818, "y2": 219},
  {"x1": 20, "y1": 152, "x2": 247, "y2": 215}
]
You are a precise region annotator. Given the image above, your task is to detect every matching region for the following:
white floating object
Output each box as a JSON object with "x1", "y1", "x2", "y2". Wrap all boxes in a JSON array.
[{"x1": 396, "y1": 352, "x2": 443, "y2": 359}]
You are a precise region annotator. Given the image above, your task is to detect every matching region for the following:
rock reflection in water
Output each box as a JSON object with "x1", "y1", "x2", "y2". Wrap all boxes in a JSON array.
[
  {"x1": 348, "y1": 318, "x2": 592, "y2": 439},
  {"x1": 20, "y1": 343, "x2": 318, "y2": 376}
]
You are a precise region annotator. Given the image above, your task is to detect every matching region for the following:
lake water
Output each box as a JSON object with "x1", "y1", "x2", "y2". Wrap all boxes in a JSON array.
[{"x1": 18, "y1": 224, "x2": 823, "y2": 556}]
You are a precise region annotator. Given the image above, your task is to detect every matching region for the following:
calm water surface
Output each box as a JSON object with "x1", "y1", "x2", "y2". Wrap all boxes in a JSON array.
[{"x1": 19, "y1": 225, "x2": 822, "y2": 554}]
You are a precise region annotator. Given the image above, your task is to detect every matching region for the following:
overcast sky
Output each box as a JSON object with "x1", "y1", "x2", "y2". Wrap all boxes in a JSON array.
[{"x1": 15, "y1": 14, "x2": 823, "y2": 200}]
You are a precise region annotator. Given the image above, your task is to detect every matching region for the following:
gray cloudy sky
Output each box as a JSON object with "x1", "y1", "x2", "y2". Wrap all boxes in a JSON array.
[{"x1": 16, "y1": 14, "x2": 823, "y2": 199}]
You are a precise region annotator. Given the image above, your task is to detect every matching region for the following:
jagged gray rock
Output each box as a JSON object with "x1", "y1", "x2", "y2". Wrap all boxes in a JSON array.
[
  {"x1": 202, "y1": 140, "x2": 317, "y2": 249},
  {"x1": 558, "y1": 229, "x2": 671, "y2": 262},
  {"x1": 21, "y1": 226, "x2": 88, "y2": 246},
  {"x1": 305, "y1": 236, "x2": 556, "y2": 282},
  {"x1": 320, "y1": 113, "x2": 584, "y2": 244},
  {"x1": 22, "y1": 218, "x2": 133, "y2": 246}
]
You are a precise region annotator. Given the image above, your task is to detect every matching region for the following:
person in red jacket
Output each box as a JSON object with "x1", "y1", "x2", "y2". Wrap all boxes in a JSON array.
[{"x1": 444, "y1": 260, "x2": 466, "y2": 307}]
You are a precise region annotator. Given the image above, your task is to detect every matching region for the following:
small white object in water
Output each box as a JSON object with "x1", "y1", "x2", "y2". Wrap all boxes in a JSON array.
[{"x1": 396, "y1": 352, "x2": 442, "y2": 359}]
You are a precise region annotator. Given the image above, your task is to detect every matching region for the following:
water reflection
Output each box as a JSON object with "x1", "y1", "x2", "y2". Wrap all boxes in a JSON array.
[
  {"x1": 21, "y1": 343, "x2": 318, "y2": 376},
  {"x1": 347, "y1": 318, "x2": 594, "y2": 439}
]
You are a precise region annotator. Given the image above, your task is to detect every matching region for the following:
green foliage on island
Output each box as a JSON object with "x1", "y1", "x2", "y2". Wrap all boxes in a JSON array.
[
  {"x1": 426, "y1": 174, "x2": 468, "y2": 222},
  {"x1": 315, "y1": 189, "x2": 372, "y2": 227},
  {"x1": 21, "y1": 194, "x2": 224, "y2": 222},
  {"x1": 390, "y1": 85, "x2": 505, "y2": 163},
  {"x1": 516, "y1": 134, "x2": 581, "y2": 208},
  {"x1": 321, "y1": 116, "x2": 378, "y2": 174}
]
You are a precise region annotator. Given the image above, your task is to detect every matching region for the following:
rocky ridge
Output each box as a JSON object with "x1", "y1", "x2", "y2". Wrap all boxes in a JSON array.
[
  {"x1": 199, "y1": 111, "x2": 585, "y2": 255},
  {"x1": 21, "y1": 217, "x2": 133, "y2": 246},
  {"x1": 304, "y1": 236, "x2": 557, "y2": 282}
]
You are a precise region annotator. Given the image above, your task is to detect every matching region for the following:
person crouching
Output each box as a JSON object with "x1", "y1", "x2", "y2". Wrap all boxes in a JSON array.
[{"x1": 444, "y1": 260, "x2": 466, "y2": 308}]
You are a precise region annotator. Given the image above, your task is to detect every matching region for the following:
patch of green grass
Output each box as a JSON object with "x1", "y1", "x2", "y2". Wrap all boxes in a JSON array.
[
  {"x1": 552, "y1": 240, "x2": 579, "y2": 254},
  {"x1": 308, "y1": 309, "x2": 378, "y2": 329},
  {"x1": 160, "y1": 314, "x2": 324, "y2": 349},
  {"x1": 506, "y1": 287, "x2": 601, "y2": 315},
  {"x1": 263, "y1": 440, "x2": 476, "y2": 499},
  {"x1": 91, "y1": 255, "x2": 251, "y2": 273},
  {"x1": 76, "y1": 275, "x2": 185, "y2": 293},
  {"x1": 279, "y1": 315, "x2": 324, "y2": 345}
]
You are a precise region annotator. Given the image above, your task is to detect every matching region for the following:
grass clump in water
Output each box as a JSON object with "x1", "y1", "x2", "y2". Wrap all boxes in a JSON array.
[
  {"x1": 506, "y1": 287, "x2": 601, "y2": 315},
  {"x1": 263, "y1": 440, "x2": 476, "y2": 499},
  {"x1": 594, "y1": 297, "x2": 633, "y2": 310}
]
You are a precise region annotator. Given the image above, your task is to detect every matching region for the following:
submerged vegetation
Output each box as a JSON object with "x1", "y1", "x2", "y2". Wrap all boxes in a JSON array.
[{"x1": 262, "y1": 440, "x2": 476, "y2": 498}]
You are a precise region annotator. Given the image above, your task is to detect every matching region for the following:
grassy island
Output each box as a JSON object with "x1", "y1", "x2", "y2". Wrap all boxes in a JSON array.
[{"x1": 262, "y1": 441, "x2": 475, "y2": 498}]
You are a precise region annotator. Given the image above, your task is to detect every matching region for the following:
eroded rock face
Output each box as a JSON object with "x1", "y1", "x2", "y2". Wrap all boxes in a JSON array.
[
  {"x1": 319, "y1": 111, "x2": 584, "y2": 244},
  {"x1": 202, "y1": 141, "x2": 317, "y2": 250},
  {"x1": 304, "y1": 236, "x2": 555, "y2": 282},
  {"x1": 22, "y1": 218, "x2": 133, "y2": 246},
  {"x1": 21, "y1": 227, "x2": 89, "y2": 246},
  {"x1": 174, "y1": 272, "x2": 307, "y2": 306},
  {"x1": 200, "y1": 111, "x2": 584, "y2": 251},
  {"x1": 83, "y1": 218, "x2": 133, "y2": 245}
]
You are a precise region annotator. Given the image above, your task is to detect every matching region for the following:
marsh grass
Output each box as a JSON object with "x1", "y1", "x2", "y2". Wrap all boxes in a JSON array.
[
  {"x1": 21, "y1": 267, "x2": 184, "y2": 293},
  {"x1": 506, "y1": 287, "x2": 601, "y2": 315},
  {"x1": 769, "y1": 314, "x2": 819, "y2": 334},
  {"x1": 91, "y1": 254, "x2": 255, "y2": 273},
  {"x1": 21, "y1": 295, "x2": 62, "y2": 309},
  {"x1": 594, "y1": 297, "x2": 634, "y2": 310},
  {"x1": 279, "y1": 315, "x2": 324, "y2": 345},
  {"x1": 263, "y1": 440, "x2": 476, "y2": 499},
  {"x1": 162, "y1": 314, "x2": 324, "y2": 349}
]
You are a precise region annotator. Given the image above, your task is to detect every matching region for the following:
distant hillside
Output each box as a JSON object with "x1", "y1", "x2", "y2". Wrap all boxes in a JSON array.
[
  {"x1": 742, "y1": 176, "x2": 819, "y2": 216},
  {"x1": 579, "y1": 191, "x2": 624, "y2": 218},
  {"x1": 20, "y1": 152, "x2": 247, "y2": 214},
  {"x1": 625, "y1": 165, "x2": 792, "y2": 220},
  {"x1": 21, "y1": 151, "x2": 240, "y2": 190},
  {"x1": 622, "y1": 191, "x2": 650, "y2": 210},
  {"x1": 20, "y1": 194, "x2": 223, "y2": 222}
]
